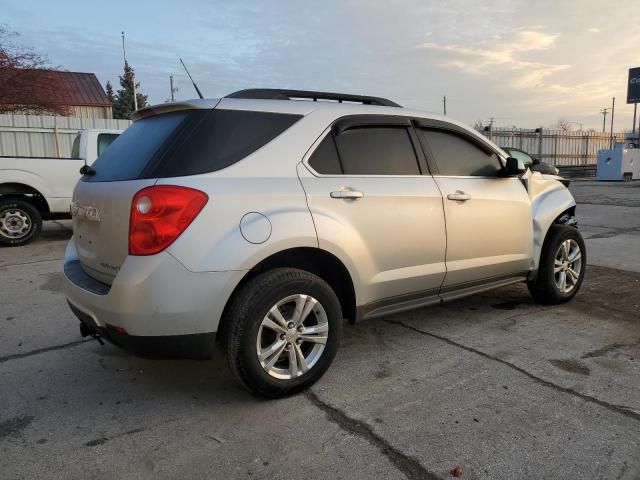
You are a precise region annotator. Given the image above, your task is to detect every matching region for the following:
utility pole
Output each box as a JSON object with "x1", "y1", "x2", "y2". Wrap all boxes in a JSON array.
[
  {"x1": 600, "y1": 107, "x2": 609, "y2": 133},
  {"x1": 169, "y1": 75, "x2": 177, "y2": 102},
  {"x1": 487, "y1": 117, "x2": 495, "y2": 141},
  {"x1": 443, "y1": 96, "x2": 447, "y2": 116},
  {"x1": 121, "y1": 31, "x2": 138, "y2": 111},
  {"x1": 609, "y1": 97, "x2": 615, "y2": 148}
]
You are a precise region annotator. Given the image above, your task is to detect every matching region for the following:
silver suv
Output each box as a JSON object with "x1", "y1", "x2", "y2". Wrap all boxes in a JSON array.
[{"x1": 63, "y1": 89, "x2": 585, "y2": 397}]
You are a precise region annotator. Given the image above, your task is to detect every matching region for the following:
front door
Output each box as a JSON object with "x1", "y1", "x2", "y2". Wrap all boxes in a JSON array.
[{"x1": 415, "y1": 127, "x2": 533, "y2": 287}]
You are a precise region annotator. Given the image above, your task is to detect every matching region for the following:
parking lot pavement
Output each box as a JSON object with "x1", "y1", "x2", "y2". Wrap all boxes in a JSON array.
[
  {"x1": 569, "y1": 180, "x2": 640, "y2": 273},
  {"x1": 1, "y1": 183, "x2": 639, "y2": 480}
]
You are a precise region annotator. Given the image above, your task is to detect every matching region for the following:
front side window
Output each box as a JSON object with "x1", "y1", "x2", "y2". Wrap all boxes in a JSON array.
[
  {"x1": 334, "y1": 127, "x2": 420, "y2": 175},
  {"x1": 418, "y1": 129, "x2": 502, "y2": 177}
]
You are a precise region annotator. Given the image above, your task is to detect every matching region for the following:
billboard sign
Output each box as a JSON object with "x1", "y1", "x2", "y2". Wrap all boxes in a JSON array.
[{"x1": 628, "y1": 67, "x2": 640, "y2": 103}]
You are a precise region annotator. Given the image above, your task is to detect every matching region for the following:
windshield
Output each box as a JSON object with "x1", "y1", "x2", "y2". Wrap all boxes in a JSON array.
[{"x1": 506, "y1": 148, "x2": 533, "y2": 166}]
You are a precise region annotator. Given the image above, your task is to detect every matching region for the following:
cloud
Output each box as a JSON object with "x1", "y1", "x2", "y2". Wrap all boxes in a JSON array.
[{"x1": 417, "y1": 30, "x2": 570, "y2": 92}]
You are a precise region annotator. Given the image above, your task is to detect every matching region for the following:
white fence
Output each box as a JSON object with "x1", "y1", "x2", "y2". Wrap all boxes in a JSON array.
[
  {"x1": 482, "y1": 128, "x2": 629, "y2": 166},
  {"x1": 0, "y1": 114, "x2": 131, "y2": 158}
]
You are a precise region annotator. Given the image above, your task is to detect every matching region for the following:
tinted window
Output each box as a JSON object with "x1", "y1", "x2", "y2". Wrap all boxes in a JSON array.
[
  {"x1": 419, "y1": 129, "x2": 501, "y2": 176},
  {"x1": 154, "y1": 110, "x2": 301, "y2": 178},
  {"x1": 335, "y1": 127, "x2": 420, "y2": 175},
  {"x1": 309, "y1": 134, "x2": 342, "y2": 174},
  {"x1": 97, "y1": 133, "x2": 119, "y2": 157},
  {"x1": 84, "y1": 109, "x2": 301, "y2": 182},
  {"x1": 86, "y1": 112, "x2": 188, "y2": 182}
]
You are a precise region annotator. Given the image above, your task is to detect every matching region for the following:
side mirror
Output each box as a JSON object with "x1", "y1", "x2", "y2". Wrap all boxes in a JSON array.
[
  {"x1": 532, "y1": 157, "x2": 540, "y2": 165},
  {"x1": 504, "y1": 157, "x2": 526, "y2": 176}
]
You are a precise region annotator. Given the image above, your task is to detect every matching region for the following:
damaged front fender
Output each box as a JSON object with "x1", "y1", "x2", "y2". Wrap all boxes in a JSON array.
[{"x1": 522, "y1": 171, "x2": 577, "y2": 270}]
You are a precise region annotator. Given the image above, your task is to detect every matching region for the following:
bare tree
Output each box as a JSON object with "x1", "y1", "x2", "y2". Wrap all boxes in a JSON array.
[
  {"x1": 554, "y1": 119, "x2": 572, "y2": 132},
  {"x1": 473, "y1": 120, "x2": 484, "y2": 131},
  {"x1": 0, "y1": 25, "x2": 69, "y2": 115}
]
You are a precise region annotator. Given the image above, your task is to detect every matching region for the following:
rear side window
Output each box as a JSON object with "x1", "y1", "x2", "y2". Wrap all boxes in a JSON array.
[
  {"x1": 84, "y1": 109, "x2": 301, "y2": 182},
  {"x1": 418, "y1": 129, "x2": 502, "y2": 176},
  {"x1": 334, "y1": 127, "x2": 420, "y2": 175},
  {"x1": 308, "y1": 134, "x2": 342, "y2": 174},
  {"x1": 153, "y1": 110, "x2": 301, "y2": 178}
]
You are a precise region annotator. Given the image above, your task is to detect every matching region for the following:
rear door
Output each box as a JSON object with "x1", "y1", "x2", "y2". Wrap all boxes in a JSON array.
[
  {"x1": 298, "y1": 116, "x2": 447, "y2": 307},
  {"x1": 415, "y1": 124, "x2": 533, "y2": 288}
]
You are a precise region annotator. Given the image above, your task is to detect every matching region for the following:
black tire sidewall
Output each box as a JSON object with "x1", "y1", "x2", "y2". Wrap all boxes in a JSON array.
[
  {"x1": 0, "y1": 199, "x2": 42, "y2": 247},
  {"x1": 535, "y1": 225, "x2": 586, "y2": 303},
  {"x1": 227, "y1": 269, "x2": 342, "y2": 398}
]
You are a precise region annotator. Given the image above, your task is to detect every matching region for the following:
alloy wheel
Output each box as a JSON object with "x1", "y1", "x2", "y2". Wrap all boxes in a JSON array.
[
  {"x1": 554, "y1": 239, "x2": 582, "y2": 293},
  {"x1": 256, "y1": 294, "x2": 329, "y2": 379}
]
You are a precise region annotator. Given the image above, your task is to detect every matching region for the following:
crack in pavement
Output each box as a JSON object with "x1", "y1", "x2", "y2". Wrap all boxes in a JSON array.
[
  {"x1": 583, "y1": 226, "x2": 640, "y2": 240},
  {"x1": 0, "y1": 258, "x2": 63, "y2": 268},
  {"x1": 384, "y1": 319, "x2": 640, "y2": 422},
  {"x1": 581, "y1": 339, "x2": 640, "y2": 359},
  {"x1": 305, "y1": 390, "x2": 441, "y2": 480},
  {"x1": 0, "y1": 339, "x2": 91, "y2": 365}
]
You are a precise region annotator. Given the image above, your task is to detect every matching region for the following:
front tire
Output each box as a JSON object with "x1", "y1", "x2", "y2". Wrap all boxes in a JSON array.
[
  {"x1": 222, "y1": 268, "x2": 343, "y2": 398},
  {"x1": 528, "y1": 225, "x2": 586, "y2": 304},
  {"x1": 0, "y1": 198, "x2": 42, "y2": 247}
]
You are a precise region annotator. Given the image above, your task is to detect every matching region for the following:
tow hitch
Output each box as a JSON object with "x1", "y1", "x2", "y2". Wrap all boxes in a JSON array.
[{"x1": 79, "y1": 322, "x2": 104, "y2": 345}]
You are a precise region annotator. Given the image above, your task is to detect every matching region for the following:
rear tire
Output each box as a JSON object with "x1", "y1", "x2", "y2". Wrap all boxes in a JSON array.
[
  {"x1": 528, "y1": 225, "x2": 586, "y2": 304},
  {"x1": 0, "y1": 198, "x2": 42, "y2": 247},
  {"x1": 222, "y1": 268, "x2": 342, "y2": 398}
]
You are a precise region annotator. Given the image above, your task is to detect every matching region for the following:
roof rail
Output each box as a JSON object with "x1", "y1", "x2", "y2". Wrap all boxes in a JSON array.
[{"x1": 225, "y1": 88, "x2": 401, "y2": 107}]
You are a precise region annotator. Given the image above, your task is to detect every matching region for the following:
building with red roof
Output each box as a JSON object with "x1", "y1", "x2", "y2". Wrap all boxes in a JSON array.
[{"x1": 0, "y1": 69, "x2": 112, "y2": 118}]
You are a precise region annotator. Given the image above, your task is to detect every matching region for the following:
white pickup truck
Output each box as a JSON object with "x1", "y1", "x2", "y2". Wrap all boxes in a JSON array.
[{"x1": 0, "y1": 129, "x2": 121, "y2": 246}]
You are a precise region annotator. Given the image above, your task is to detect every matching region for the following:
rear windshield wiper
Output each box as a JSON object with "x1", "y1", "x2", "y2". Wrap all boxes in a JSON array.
[{"x1": 80, "y1": 165, "x2": 96, "y2": 176}]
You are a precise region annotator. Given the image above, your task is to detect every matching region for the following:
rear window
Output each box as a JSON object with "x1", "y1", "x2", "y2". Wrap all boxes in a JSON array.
[
  {"x1": 86, "y1": 112, "x2": 188, "y2": 182},
  {"x1": 84, "y1": 109, "x2": 302, "y2": 182}
]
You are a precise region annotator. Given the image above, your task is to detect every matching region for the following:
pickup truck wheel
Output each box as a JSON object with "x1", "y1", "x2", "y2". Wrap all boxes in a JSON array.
[
  {"x1": 0, "y1": 198, "x2": 42, "y2": 247},
  {"x1": 528, "y1": 225, "x2": 586, "y2": 304},
  {"x1": 223, "y1": 268, "x2": 342, "y2": 398}
]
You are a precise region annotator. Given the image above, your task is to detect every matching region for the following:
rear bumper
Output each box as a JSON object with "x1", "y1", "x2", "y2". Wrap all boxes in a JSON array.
[
  {"x1": 69, "y1": 300, "x2": 216, "y2": 359},
  {"x1": 63, "y1": 237, "x2": 246, "y2": 359}
]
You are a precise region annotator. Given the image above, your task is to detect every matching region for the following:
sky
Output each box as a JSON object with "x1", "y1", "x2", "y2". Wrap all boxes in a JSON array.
[{"x1": 3, "y1": 0, "x2": 640, "y2": 131}]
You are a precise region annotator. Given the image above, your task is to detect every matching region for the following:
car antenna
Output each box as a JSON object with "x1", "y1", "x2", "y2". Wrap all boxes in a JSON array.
[{"x1": 179, "y1": 58, "x2": 204, "y2": 99}]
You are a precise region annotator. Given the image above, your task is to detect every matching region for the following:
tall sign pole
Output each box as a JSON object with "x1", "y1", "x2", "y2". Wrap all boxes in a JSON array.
[
  {"x1": 627, "y1": 67, "x2": 640, "y2": 145},
  {"x1": 609, "y1": 97, "x2": 615, "y2": 149},
  {"x1": 121, "y1": 32, "x2": 138, "y2": 112}
]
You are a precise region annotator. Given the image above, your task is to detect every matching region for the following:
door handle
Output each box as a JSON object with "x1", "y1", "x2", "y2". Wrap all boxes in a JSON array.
[
  {"x1": 447, "y1": 191, "x2": 471, "y2": 202},
  {"x1": 330, "y1": 190, "x2": 364, "y2": 199}
]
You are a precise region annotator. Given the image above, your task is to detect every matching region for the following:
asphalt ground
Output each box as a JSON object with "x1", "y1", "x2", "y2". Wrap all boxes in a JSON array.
[{"x1": 1, "y1": 180, "x2": 639, "y2": 479}]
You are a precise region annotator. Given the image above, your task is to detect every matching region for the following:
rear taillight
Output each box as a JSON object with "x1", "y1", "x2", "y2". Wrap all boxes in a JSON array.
[{"x1": 129, "y1": 185, "x2": 208, "y2": 256}]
